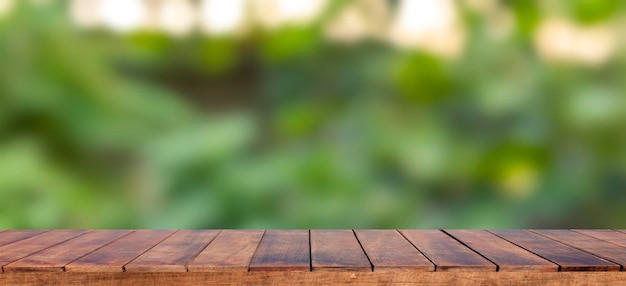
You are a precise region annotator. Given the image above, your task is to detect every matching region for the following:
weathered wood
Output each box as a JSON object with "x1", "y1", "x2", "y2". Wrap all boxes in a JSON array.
[
  {"x1": 5, "y1": 270, "x2": 626, "y2": 285},
  {"x1": 532, "y1": 229, "x2": 626, "y2": 270},
  {"x1": 573, "y1": 229, "x2": 626, "y2": 248},
  {"x1": 4, "y1": 230, "x2": 130, "y2": 272},
  {"x1": 249, "y1": 230, "x2": 310, "y2": 271},
  {"x1": 400, "y1": 230, "x2": 495, "y2": 272},
  {"x1": 0, "y1": 230, "x2": 87, "y2": 270},
  {"x1": 445, "y1": 230, "x2": 557, "y2": 272},
  {"x1": 189, "y1": 230, "x2": 264, "y2": 272},
  {"x1": 0, "y1": 230, "x2": 47, "y2": 248},
  {"x1": 310, "y1": 230, "x2": 371, "y2": 272},
  {"x1": 65, "y1": 230, "x2": 175, "y2": 272},
  {"x1": 4, "y1": 229, "x2": 626, "y2": 285},
  {"x1": 490, "y1": 230, "x2": 620, "y2": 271},
  {"x1": 354, "y1": 230, "x2": 434, "y2": 272},
  {"x1": 124, "y1": 230, "x2": 220, "y2": 272}
]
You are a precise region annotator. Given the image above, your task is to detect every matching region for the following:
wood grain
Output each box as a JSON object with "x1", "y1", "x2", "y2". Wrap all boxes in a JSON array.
[
  {"x1": 490, "y1": 230, "x2": 620, "y2": 271},
  {"x1": 5, "y1": 229, "x2": 626, "y2": 285},
  {"x1": 573, "y1": 229, "x2": 626, "y2": 248},
  {"x1": 0, "y1": 230, "x2": 87, "y2": 270},
  {"x1": 5, "y1": 270, "x2": 626, "y2": 285},
  {"x1": 65, "y1": 230, "x2": 175, "y2": 272},
  {"x1": 124, "y1": 230, "x2": 220, "y2": 272},
  {"x1": 249, "y1": 230, "x2": 310, "y2": 271},
  {"x1": 445, "y1": 230, "x2": 557, "y2": 272},
  {"x1": 399, "y1": 230, "x2": 495, "y2": 272},
  {"x1": 3, "y1": 230, "x2": 130, "y2": 272},
  {"x1": 354, "y1": 230, "x2": 434, "y2": 272},
  {"x1": 0, "y1": 230, "x2": 47, "y2": 248},
  {"x1": 532, "y1": 229, "x2": 626, "y2": 270},
  {"x1": 311, "y1": 230, "x2": 371, "y2": 272},
  {"x1": 189, "y1": 230, "x2": 264, "y2": 272}
]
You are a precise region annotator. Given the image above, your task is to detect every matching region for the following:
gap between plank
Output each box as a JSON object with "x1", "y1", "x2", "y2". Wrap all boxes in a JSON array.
[
  {"x1": 245, "y1": 229, "x2": 267, "y2": 272},
  {"x1": 529, "y1": 230, "x2": 624, "y2": 271},
  {"x1": 572, "y1": 229, "x2": 626, "y2": 251},
  {"x1": 440, "y1": 230, "x2": 500, "y2": 271},
  {"x1": 121, "y1": 230, "x2": 179, "y2": 272},
  {"x1": 308, "y1": 230, "x2": 312, "y2": 272},
  {"x1": 1, "y1": 230, "x2": 91, "y2": 273},
  {"x1": 184, "y1": 230, "x2": 222, "y2": 272},
  {"x1": 396, "y1": 230, "x2": 438, "y2": 272},
  {"x1": 351, "y1": 230, "x2": 374, "y2": 272},
  {"x1": 61, "y1": 230, "x2": 136, "y2": 272},
  {"x1": 0, "y1": 230, "x2": 51, "y2": 248},
  {"x1": 486, "y1": 230, "x2": 563, "y2": 272}
]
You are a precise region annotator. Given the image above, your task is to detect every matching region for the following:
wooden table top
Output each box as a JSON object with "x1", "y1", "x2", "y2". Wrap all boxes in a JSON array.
[{"x1": 1, "y1": 229, "x2": 626, "y2": 285}]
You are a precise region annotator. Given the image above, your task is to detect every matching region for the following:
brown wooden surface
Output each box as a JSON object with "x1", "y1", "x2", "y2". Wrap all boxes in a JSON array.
[
  {"x1": 4, "y1": 230, "x2": 130, "y2": 272},
  {"x1": 3, "y1": 229, "x2": 626, "y2": 285},
  {"x1": 445, "y1": 230, "x2": 557, "y2": 272},
  {"x1": 249, "y1": 230, "x2": 310, "y2": 271},
  {"x1": 490, "y1": 230, "x2": 620, "y2": 271},
  {"x1": 65, "y1": 230, "x2": 175, "y2": 272},
  {"x1": 124, "y1": 230, "x2": 220, "y2": 272},
  {"x1": 573, "y1": 229, "x2": 626, "y2": 248},
  {"x1": 189, "y1": 230, "x2": 264, "y2": 272},
  {"x1": 532, "y1": 229, "x2": 626, "y2": 270},
  {"x1": 310, "y1": 230, "x2": 371, "y2": 272},
  {"x1": 400, "y1": 230, "x2": 495, "y2": 272},
  {"x1": 0, "y1": 230, "x2": 46, "y2": 248},
  {"x1": 354, "y1": 230, "x2": 434, "y2": 272},
  {"x1": 5, "y1": 270, "x2": 626, "y2": 285},
  {"x1": 0, "y1": 230, "x2": 87, "y2": 270}
]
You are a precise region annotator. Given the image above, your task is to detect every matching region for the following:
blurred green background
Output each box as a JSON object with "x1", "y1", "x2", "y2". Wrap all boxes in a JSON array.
[{"x1": 1, "y1": 0, "x2": 626, "y2": 229}]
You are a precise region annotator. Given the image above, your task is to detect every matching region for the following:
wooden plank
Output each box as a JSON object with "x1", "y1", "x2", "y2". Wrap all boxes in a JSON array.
[
  {"x1": 124, "y1": 230, "x2": 220, "y2": 272},
  {"x1": 490, "y1": 230, "x2": 620, "y2": 271},
  {"x1": 574, "y1": 229, "x2": 626, "y2": 248},
  {"x1": 189, "y1": 230, "x2": 264, "y2": 272},
  {"x1": 3, "y1": 230, "x2": 131, "y2": 272},
  {"x1": 0, "y1": 230, "x2": 87, "y2": 270},
  {"x1": 354, "y1": 230, "x2": 434, "y2": 272},
  {"x1": 7, "y1": 269, "x2": 626, "y2": 285},
  {"x1": 65, "y1": 230, "x2": 175, "y2": 272},
  {"x1": 445, "y1": 230, "x2": 557, "y2": 272},
  {"x1": 249, "y1": 230, "x2": 310, "y2": 271},
  {"x1": 532, "y1": 229, "x2": 626, "y2": 270},
  {"x1": 311, "y1": 230, "x2": 371, "y2": 272},
  {"x1": 399, "y1": 230, "x2": 495, "y2": 272},
  {"x1": 0, "y1": 230, "x2": 47, "y2": 248}
]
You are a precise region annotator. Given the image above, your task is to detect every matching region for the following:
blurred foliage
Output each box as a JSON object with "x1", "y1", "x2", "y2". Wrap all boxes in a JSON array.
[{"x1": 1, "y1": 0, "x2": 626, "y2": 229}]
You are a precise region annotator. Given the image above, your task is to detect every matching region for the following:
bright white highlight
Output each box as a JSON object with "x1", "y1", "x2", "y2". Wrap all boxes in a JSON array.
[
  {"x1": 100, "y1": 0, "x2": 147, "y2": 32},
  {"x1": 325, "y1": 0, "x2": 391, "y2": 43},
  {"x1": 394, "y1": 0, "x2": 454, "y2": 34},
  {"x1": 70, "y1": 0, "x2": 102, "y2": 28},
  {"x1": 253, "y1": 0, "x2": 327, "y2": 29},
  {"x1": 276, "y1": 0, "x2": 324, "y2": 23},
  {"x1": 535, "y1": 18, "x2": 616, "y2": 66},
  {"x1": 389, "y1": 0, "x2": 464, "y2": 58},
  {"x1": 199, "y1": 0, "x2": 246, "y2": 35},
  {"x1": 158, "y1": 0, "x2": 195, "y2": 36},
  {"x1": 0, "y1": 0, "x2": 14, "y2": 18}
]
